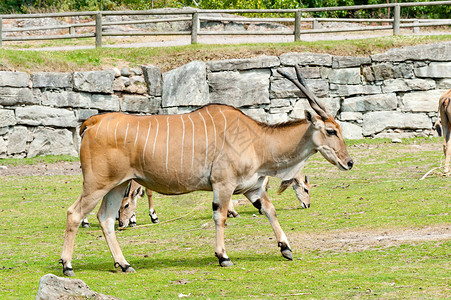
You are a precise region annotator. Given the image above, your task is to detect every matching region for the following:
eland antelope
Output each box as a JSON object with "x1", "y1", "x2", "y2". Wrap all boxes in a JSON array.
[
  {"x1": 60, "y1": 66, "x2": 353, "y2": 276},
  {"x1": 436, "y1": 89, "x2": 451, "y2": 174}
]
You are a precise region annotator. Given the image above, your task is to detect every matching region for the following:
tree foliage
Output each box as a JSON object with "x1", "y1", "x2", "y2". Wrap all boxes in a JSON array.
[{"x1": 1, "y1": 0, "x2": 450, "y2": 19}]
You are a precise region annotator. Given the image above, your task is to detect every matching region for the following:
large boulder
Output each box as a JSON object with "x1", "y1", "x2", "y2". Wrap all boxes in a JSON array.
[
  {"x1": 0, "y1": 71, "x2": 29, "y2": 87},
  {"x1": 362, "y1": 111, "x2": 431, "y2": 136},
  {"x1": 73, "y1": 70, "x2": 115, "y2": 93},
  {"x1": 36, "y1": 274, "x2": 120, "y2": 300},
  {"x1": 15, "y1": 106, "x2": 77, "y2": 127},
  {"x1": 28, "y1": 128, "x2": 77, "y2": 157},
  {"x1": 32, "y1": 72, "x2": 72, "y2": 89},
  {"x1": 208, "y1": 69, "x2": 271, "y2": 107},
  {"x1": 162, "y1": 61, "x2": 209, "y2": 107}
]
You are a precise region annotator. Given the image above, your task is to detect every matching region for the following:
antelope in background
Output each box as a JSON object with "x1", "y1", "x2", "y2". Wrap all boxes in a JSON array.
[
  {"x1": 434, "y1": 89, "x2": 451, "y2": 175},
  {"x1": 80, "y1": 180, "x2": 159, "y2": 229},
  {"x1": 60, "y1": 65, "x2": 353, "y2": 276}
]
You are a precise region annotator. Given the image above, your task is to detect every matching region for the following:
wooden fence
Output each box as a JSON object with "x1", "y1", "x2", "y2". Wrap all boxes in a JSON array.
[{"x1": 0, "y1": 1, "x2": 450, "y2": 48}]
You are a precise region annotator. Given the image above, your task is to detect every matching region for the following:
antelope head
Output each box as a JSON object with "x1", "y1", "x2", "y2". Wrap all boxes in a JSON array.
[
  {"x1": 278, "y1": 65, "x2": 354, "y2": 171},
  {"x1": 118, "y1": 181, "x2": 144, "y2": 228},
  {"x1": 278, "y1": 175, "x2": 311, "y2": 208}
]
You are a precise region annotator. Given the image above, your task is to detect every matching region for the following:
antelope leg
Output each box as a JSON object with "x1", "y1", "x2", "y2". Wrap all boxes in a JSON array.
[
  {"x1": 60, "y1": 190, "x2": 105, "y2": 276},
  {"x1": 244, "y1": 189, "x2": 293, "y2": 261},
  {"x1": 146, "y1": 189, "x2": 159, "y2": 223},
  {"x1": 98, "y1": 183, "x2": 135, "y2": 273},
  {"x1": 443, "y1": 126, "x2": 451, "y2": 174},
  {"x1": 212, "y1": 183, "x2": 234, "y2": 267}
]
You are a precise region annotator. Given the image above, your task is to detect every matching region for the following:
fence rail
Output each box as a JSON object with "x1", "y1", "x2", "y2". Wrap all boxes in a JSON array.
[{"x1": 0, "y1": 1, "x2": 450, "y2": 48}]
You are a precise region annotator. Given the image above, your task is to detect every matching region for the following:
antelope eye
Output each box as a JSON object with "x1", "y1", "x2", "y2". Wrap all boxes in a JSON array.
[
  {"x1": 304, "y1": 188, "x2": 309, "y2": 193},
  {"x1": 124, "y1": 203, "x2": 129, "y2": 209},
  {"x1": 326, "y1": 129, "x2": 337, "y2": 136}
]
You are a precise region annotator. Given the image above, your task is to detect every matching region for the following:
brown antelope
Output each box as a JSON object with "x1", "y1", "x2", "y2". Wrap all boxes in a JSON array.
[
  {"x1": 60, "y1": 66, "x2": 353, "y2": 276},
  {"x1": 278, "y1": 174, "x2": 311, "y2": 209},
  {"x1": 435, "y1": 89, "x2": 451, "y2": 174}
]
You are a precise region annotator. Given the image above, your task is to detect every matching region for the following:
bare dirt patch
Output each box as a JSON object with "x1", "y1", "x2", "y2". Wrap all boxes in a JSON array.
[
  {"x1": 0, "y1": 161, "x2": 81, "y2": 176},
  {"x1": 290, "y1": 224, "x2": 450, "y2": 253}
]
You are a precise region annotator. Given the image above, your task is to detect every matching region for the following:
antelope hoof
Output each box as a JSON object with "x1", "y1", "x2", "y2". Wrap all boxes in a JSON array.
[
  {"x1": 219, "y1": 258, "x2": 234, "y2": 267},
  {"x1": 81, "y1": 223, "x2": 90, "y2": 228},
  {"x1": 115, "y1": 263, "x2": 136, "y2": 273},
  {"x1": 279, "y1": 242, "x2": 293, "y2": 260},
  {"x1": 227, "y1": 211, "x2": 240, "y2": 218},
  {"x1": 151, "y1": 218, "x2": 159, "y2": 224},
  {"x1": 63, "y1": 268, "x2": 75, "y2": 277},
  {"x1": 129, "y1": 222, "x2": 136, "y2": 227},
  {"x1": 281, "y1": 249, "x2": 293, "y2": 261}
]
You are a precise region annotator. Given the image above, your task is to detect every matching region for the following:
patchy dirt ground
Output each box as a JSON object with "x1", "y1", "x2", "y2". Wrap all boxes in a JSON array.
[
  {"x1": 288, "y1": 224, "x2": 451, "y2": 253},
  {"x1": 0, "y1": 161, "x2": 81, "y2": 176}
]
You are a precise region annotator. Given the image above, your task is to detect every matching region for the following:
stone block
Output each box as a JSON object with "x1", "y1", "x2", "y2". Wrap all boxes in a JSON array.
[
  {"x1": 73, "y1": 70, "x2": 115, "y2": 93},
  {"x1": 371, "y1": 42, "x2": 451, "y2": 62},
  {"x1": 330, "y1": 84, "x2": 381, "y2": 97},
  {"x1": 163, "y1": 61, "x2": 209, "y2": 107},
  {"x1": 0, "y1": 71, "x2": 29, "y2": 87},
  {"x1": 332, "y1": 56, "x2": 371, "y2": 68},
  {"x1": 207, "y1": 56, "x2": 280, "y2": 72},
  {"x1": 0, "y1": 136, "x2": 6, "y2": 158},
  {"x1": 436, "y1": 79, "x2": 451, "y2": 89},
  {"x1": 337, "y1": 121, "x2": 363, "y2": 139},
  {"x1": 208, "y1": 69, "x2": 270, "y2": 107},
  {"x1": 340, "y1": 112, "x2": 363, "y2": 121},
  {"x1": 7, "y1": 126, "x2": 31, "y2": 155},
  {"x1": 91, "y1": 94, "x2": 120, "y2": 111},
  {"x1": 0, "y1": 88, "x2": 41, "y2": 106},
  {"x1": 342, "y1": 93, "x2": 398, "y2": 112},
  {"x1": 401, "y1": 90, "x2": 448, "y2": 112},
  {"x1": 15, "y1": 106, "x2": 77, "y2": 127},
  {"x1": 241, "y1": 108, "x2": 267, "y2": 123},
  {"x1": 0, "y1": 109, "x2": 16, "y2": 127},
  {"x1": 279, "y1": 52, "x2": 332, "y2": 66},
  {"x1": 32, "y1": 72, "x2": 72, "y2": 88},
  {"x1": 270, "y1": 99, "x2": 292, "y2": 108},
  {"x1": 43, "y1": 91, "x2": 91, "y2": 108},
  {"x1": 142, "y1": 65, "x2": 162, "y2": 97},
  {"x1": 266, "y1": 112, "x2": 289, "y2": 124},
  {"x1": 362, "y1": 111, "x2": 431, "y2": 135},
  {"x1": 328, "y1": 68, "x2": 361, "y2": 84},
  {"x1": 270, "y1": 76, "x2": 328, "y2": 99},
  {"x1": 414, "y1": 62, "x2": 451, "y2": 78},
  {"x1": 76, "y1": 109, "x2": 98, "y2": 121},
  {"x1": 28, "y1": 128, "x2": 78, "y2": 158},
  {"x1": 272, "y1": 66, "x2": 321, "y2": 79},
  {"x1": 121, "y1": 95, "x2": 161, "y2": 113},
  {"x1": 382, "y1": 78, "x2": 436, "y2": 93}
]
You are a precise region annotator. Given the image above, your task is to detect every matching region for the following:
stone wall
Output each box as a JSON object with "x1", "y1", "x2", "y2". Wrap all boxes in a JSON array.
[{"x1": 1, "y1": 42, "x2": 450, "y2": 158}]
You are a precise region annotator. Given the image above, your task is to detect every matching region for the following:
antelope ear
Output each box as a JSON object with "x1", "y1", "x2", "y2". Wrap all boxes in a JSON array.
[
  {"x1": 305, "y1": 110, "x2": 316, "y2": 125},
  {"x1": 304, "y1": 175, "x2": 309, "y2": 184}
]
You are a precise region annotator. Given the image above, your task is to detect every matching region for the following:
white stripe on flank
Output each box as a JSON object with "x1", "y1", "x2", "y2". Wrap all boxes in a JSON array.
[
  {"x1": 114, "y1": 121, "x2": 120, "y2": 148},
  {"x1": 123, "y1": 123, "x2": 130, "y2": 148},
  {"x1": 198, "y1": 111, "x2": 208, "y2": 168},
  {"x1": 95, "y1": 119, "x2": 104, "y2": 139},
  {"x1": 187, "y1": 114, "x2": 195, "y2": 170},
  {"x1": 134, "y1": 121, "x2": 140, "y2": 147},
  {"x1": 206, "y1": 107, "x2": 217, "y2": 159},
  {"x1": 143, "y1": 120, "x2": 151, "y2": 165},
  {"x1": 165, "y1": 116, "x2": 170, "y2": 173},
  {"x1": 217, "y1": 108, "x2": 227, "y2": 161},
  {"x1": 180, "y1": 115, "x2": 185, "y2": 172},
  {"x1": 152, "y1": 118, "x2": 159, "y2": 159}
]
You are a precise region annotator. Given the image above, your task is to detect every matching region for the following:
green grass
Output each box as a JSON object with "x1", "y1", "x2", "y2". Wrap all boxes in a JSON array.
[
  {"x1": 0, "y1": 138, "x2": 449, "y2": 299},
  {"x1": 0, "y1": 155, "x2": 78, "y2": 167},
  {"x1": 1, "y1": 35, "x2": 451, "y2": 73}
]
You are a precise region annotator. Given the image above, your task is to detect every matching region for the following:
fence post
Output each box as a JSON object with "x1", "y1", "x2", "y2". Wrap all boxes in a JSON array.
[
  {"x1": 313, "y1": 19, "x2": 319, "y2": 29},
  {"x1": 413, "y1": 19, "x2": 420, "y2": 34},
  {"x1": 95, "y1": 13, "x2": 102, "y2": 48},
  {"x1": 191, "y1": 11, "x2": 199, "y2": 44},
  {"x1": 0, "y1": 17, "x2": 2, "y2": 48},
  {"x1": 69, "y1": 26, "x2": 75, "y2": 35},
  {"x1": 294, "y1": 11, "x2": 301, "y2": 42},
  {"x1": 393, "y1": 4, "x2": 400, "y2": 35}
]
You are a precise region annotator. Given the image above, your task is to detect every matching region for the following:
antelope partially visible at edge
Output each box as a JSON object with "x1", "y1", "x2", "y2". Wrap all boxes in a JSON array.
[
  {"x1": 60, "y1": 66, "x2": 353, "y2": 276},
  {"x1": 434, "y1": 89, "x2": 451, "y2": 175}
]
